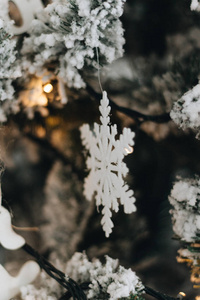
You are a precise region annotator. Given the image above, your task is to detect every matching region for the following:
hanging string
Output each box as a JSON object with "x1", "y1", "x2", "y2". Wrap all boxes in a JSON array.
[
  {"x1": 22, "y1": 243, "x2": 87, "y2": 300},
  {"x1": 12, "y1": 225, "x2": 39, "y2": 232},
  {"x1": 95, "y1": 47, "x2": 103, "y2": 94},
  {"x1": 86, "y1": 83, "x2": 171, "y2": 124},
  {"x1": 0, "y1": 160, "x2": 5, "y2": 207}
]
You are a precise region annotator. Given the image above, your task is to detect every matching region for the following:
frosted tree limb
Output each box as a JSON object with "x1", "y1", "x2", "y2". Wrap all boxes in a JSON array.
[
  {"x1": 22, "y1": 243, "x2": 87, "y2": 300},
  {"x1": 144, "y1": 286, "x2": 177, "y2": 300},
  {"x1": 86, "y1": 84, "x2": 171, "y2": 124},
  {"x1": 58, "y1": 283, "x2": 179, "y2": 300}
]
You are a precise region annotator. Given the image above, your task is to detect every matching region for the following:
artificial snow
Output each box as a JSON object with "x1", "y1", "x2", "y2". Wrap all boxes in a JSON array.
[
  {"x1": 170, "y1": 84, "x2": 200, "y2": 138},
  {"x1": 169, "y1": 176, "x2": 200, "y2": 242}
]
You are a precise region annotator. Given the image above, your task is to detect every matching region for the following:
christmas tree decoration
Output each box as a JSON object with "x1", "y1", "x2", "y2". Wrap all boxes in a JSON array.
[
  {"x1": 0, "y1": 177, "x2": 25, "y2": 250},
  {"x1": 0, "y1": 18, "x2": 21, "y2": 121},
  {"x1": 0, "y1": 206, "x2": 25, "y2": 250},
  {"x1": 0, "y1": 260, "x2": 40, "y2": 300},
  {"x1": 21, "y1": 0, "x2": 126, "y2": 89},
  {"x1": 191, "y1": 0, "x2": 200, "y2": 11},
  {"x1": 7, "y1": 0, "x2": 44, "y2": 35},
  {"x1": 170, "y1": 84, "x2": 200, "y2": 139},
  {"x1": 177, "y1": 245, "x2": 200, "y2": 288},
  {"x1": 0, "y1": 0, "x2": 9, "y2": 20},
  {"x1": 1, "y1": 0, "x2": 200, "y2": 299},
  {"x1": 80, "y1": 91, "x2": 136, "y2": 237},
  {"x1": 43, "y1": 83, "x2": 53, "y2": 94},
  {"x1": 0, "y1": 179, "x2": 40, "y2": 299},
  {"x1": 169, "y1": 177, "x2": 200, "y2": 291},
  {"x1": 65, "y1": 252, "x2": 144, "y2": 300},
  {"x1": 169, "y1": 176, "x2": 200, "y2": 243},
  {"x1": 20, "y1": 270, "x2": 63, "y2": 300},
  {"x1": 19, "y1": 77, "x2": 49, "y2": 107}
]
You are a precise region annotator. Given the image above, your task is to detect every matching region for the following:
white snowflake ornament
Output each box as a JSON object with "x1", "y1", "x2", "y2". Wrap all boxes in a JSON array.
[
  {"x1": 0, "y1": 206, "x2": 25, "y2": 250},
  {"x1": 80, "y1": 91, "x2": 136, "y2": 237},
  {"x1": 0, "y1": 260, "x2": 40, "y2": 300}
]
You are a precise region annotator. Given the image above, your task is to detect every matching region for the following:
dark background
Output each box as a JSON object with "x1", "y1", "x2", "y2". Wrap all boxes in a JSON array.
[{"x1": 1, "y1": 0, "x2": 200, "y2": 299}]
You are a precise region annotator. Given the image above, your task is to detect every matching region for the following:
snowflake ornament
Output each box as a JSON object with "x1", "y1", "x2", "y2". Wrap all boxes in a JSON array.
[
  {"x1": 0, "y1": 206, "x2": 25, "y2": 250},
  {"x1": 80, "y1": 91, "x2": 136, "y2": 237},
  {"x1": 0, "y1": 261, "x2": 40, "y2": 300},
  {"x1": 0, "y1": 183, "x2": 25, "y2": 249}
]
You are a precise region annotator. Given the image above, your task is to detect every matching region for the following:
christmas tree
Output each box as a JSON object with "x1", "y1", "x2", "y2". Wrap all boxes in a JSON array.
[{"x1": 0, "y1": 0, "x2": 200, "y2": 299}]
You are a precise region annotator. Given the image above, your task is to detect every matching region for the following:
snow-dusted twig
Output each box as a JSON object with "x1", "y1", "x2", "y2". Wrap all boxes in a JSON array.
[
  {"x1": 169, "y1": 176, "x2": 200, "y2": 243},
  {"x1": 59, "y1": 284, "x2": 178, "y2": 300},
  {"x1": 144, "y1": 286, "x2": 177, "y2": 300},
  {"x1": 21, "y1": 0, "x2": 126, "y2": 89},
  {"x1": 86, "y1": 84, "x2": 171, "y2": 124},
  {"x1": 191, "y1": 0, "x2": 200, "y2": 11},
  {"x1": 22, "y1": 243, "x2": 87, "y2": 300},
  {"x1": 170, "y1": 84, "x2": 200, "y2": 139},
  {"x1": 65, "y1": 252, "x2": 144, "y2": 299}
]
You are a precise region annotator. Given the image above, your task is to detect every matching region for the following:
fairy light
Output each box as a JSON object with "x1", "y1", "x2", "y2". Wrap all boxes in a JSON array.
[
  {"x1": 43, "y1": 83, "x2": 53, "y2": 93},
  {"x1": 179, "y1": 292, "x2": 186, "y2": 297},
  {"x1": 124, "y1": 146, "x2": 134, "y2": 154}
]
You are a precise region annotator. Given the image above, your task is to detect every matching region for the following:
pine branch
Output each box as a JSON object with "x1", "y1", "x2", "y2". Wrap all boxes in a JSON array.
[
  {"x1": 144, "y1": 286, "x2": 178, "y2": 300},
  {"x1": 58, "y1": 283, "x2": 179, "y2": 300},
  {"x1": 58, "y1": 283, "x2": 90, "y2": 300},
  {"x1": 22, "y1": 243, "x2": 87, "y2": 300},
  {"x1": 86, "y1": 85, "x2": 171, "y2": 124},
  {"x1": 21, "y1": 243, "x2": 181, "y2": 300}
]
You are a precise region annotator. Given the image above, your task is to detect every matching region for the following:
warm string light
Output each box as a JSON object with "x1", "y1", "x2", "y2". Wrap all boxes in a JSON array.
[
  {"x1": 22, "y1": 79, "x2": 68, "y2": 107},
  {"x1": 124, "y1": 146, "x2": 134, "y2": 154},
  {"x1": 19, "y1": 78, "x2": 52, "y2": 107},
  {"x1": 43, "y1": 83, "x2": 53, "y2": 94},
  {"x1": 177, "y1": 292, "x2": 187, "y2": 300},
  {"x1": 177, "y1": 246, "x2": 200, "y2": 289},
  {"x1": 179, "y1": 292, "x2": 186, "y2": 297}
]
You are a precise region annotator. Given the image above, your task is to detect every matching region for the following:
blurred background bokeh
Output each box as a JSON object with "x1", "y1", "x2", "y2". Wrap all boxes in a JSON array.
[{"x1": 2, "y1": 0, "x2": 200, "y2": 299}]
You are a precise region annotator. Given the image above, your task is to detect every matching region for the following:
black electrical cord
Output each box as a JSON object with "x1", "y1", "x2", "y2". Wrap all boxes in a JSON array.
[{"x1": 22, "y1": 243, "x2": 87, "y2": 300}]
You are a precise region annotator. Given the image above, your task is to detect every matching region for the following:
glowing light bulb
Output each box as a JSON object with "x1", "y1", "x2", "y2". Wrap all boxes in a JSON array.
[
  {"x1": 43, "y1": 83, "x2": 53, "y2": 93},
  {"x1": 195, "y1": 296, "x2": 200, "y2": 300},
  {"x1": 124, "y1": 146, "x2": 134, "y2": 154},
  {"x1": 179, "y1": 292, "x2": 186, "y2": 297}
]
